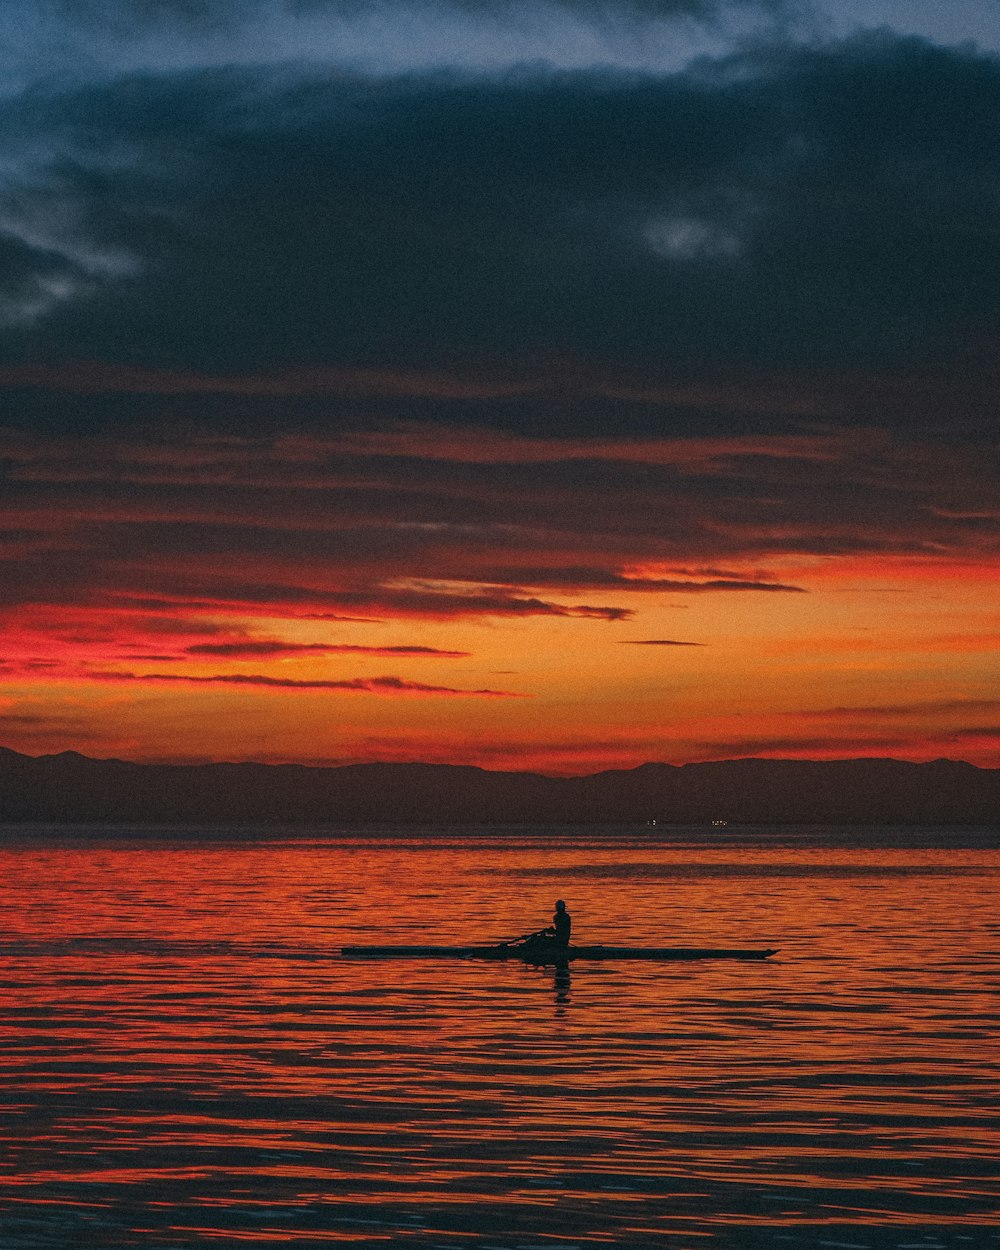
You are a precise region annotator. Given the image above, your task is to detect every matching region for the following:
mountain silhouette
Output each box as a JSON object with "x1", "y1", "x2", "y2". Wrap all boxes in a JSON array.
[{"x1": 0, "y1": 748, "x2": 997, "y2": 826}]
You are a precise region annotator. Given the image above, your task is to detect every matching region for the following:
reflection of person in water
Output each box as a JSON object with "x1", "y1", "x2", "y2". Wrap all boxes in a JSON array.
[{"x1": 553, "y1": 962, "x2": 571, "y2": 1007}]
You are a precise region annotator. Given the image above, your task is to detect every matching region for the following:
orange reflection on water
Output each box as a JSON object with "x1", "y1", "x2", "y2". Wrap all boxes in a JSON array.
[{"x1": 0, "y1": 828, "x2": 998, "y2": 1249}]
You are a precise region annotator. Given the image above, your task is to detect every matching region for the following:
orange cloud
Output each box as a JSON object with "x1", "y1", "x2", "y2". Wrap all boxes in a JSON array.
[
  {"x1": 1, "y1": 413, "x2": 996, "y2": 772},
  {"x1": 184, "y1": 642, "x2": 470, "y2": 658},
  {"x1": 87, "y1": 671, "x2": 526, "y2": 697}
]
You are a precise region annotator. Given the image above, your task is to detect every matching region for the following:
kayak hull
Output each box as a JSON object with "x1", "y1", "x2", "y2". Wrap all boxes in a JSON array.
[{"x1": 339, "y1": 944, "x2": 778, "y2": 962}]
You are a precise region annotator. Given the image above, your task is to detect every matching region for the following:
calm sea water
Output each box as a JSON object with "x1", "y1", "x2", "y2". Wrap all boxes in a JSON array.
[{"x1": 1, "y1": 825, "x2": 998, "y2": 1250}]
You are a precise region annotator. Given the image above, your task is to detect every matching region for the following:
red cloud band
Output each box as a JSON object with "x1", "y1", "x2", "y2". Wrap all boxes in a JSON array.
[{"x1": 88, "y1": 670, "x2": 525, "y2": 697}]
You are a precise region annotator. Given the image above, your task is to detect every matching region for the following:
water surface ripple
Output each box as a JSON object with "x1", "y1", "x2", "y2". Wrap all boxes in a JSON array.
[{"x1": 1, "y1": 826, "x2": 997, "y2": 1249}]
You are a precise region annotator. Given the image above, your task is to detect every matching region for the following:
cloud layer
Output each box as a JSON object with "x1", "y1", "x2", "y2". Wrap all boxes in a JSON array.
[
  {"x1": 3, "y1": 34, "x2": 1000, "y2": 406},
  {"x1": 1, "y1": 420, "x2": 994, "y2": 637},
  {"x1": 2, "y1": 4, "x2": 998, "y2": 770}
]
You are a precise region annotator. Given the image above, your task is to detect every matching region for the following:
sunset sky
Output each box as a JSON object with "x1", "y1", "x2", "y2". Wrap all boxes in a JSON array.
[{"x1": 1, "y1": 0, "x2": 998, "y2": 773}]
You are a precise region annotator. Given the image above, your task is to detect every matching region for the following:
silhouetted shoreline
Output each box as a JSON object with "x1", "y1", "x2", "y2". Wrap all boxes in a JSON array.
[{"x1": 2, "y1": 748, "x2": 998, "y2": 827}]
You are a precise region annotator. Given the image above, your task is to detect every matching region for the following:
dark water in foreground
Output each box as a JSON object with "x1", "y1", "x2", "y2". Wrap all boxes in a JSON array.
[{"x1": 1, "y1": 825, "x2": 998, "y2": 1250}]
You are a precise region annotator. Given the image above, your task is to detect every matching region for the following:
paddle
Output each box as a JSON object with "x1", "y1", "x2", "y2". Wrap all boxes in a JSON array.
[{"x1": 497, "y1": 927, "x2": 551, "y2": 948}]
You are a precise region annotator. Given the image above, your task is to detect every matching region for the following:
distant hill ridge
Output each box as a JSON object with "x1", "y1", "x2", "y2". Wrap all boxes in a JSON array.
[{"x1": 0, "y1": 748, "x2": 997, "y2": 826}]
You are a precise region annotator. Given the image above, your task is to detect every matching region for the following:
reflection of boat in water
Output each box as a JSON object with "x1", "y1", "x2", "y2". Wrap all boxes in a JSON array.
[{"x1": 341, "y1": 942, "x2": 778, "y2": 964}]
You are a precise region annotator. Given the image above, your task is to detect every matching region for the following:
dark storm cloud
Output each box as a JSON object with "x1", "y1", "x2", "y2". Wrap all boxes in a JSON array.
[
  {"x1": 3, "y1": 32, "x2": 1000, "y2": 433},
  {"x1": 4, "y1": 0, "x2": 819, "y2": 101},
  {"x1": 53, "y1": 0, "x2": 790, "y2": 22},
  {"x1": 37, "y1": 0, "x2": 806, "y2": 55}
]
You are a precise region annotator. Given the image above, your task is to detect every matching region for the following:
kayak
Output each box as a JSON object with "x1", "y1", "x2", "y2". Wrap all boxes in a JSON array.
[{"x1": 340, "y1": 943, "x2": 778, "y2": 963}]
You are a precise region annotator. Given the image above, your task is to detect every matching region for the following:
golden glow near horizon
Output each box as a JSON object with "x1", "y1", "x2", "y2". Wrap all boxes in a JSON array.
[{"x1": 2, "y1": 486, "x2": 997, "y2": 772}]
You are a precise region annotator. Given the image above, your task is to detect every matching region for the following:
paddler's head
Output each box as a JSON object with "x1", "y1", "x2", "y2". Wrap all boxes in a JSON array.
[{"x1": 555, "y1": 899, "x2": 566, "y2": 912}]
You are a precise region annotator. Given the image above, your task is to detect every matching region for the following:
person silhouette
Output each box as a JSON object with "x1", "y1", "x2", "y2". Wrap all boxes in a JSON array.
[
  {"x1": 519, "y1": 899, "x2": 572, "y2": 963},
  {"x1": 548, "y1": 899, "x2": 571, "y2": 947}
]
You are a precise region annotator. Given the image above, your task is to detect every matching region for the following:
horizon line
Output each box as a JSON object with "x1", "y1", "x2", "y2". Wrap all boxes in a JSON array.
[{"x1": 0, "y1": 745, "x2": 990, "y2": 776}]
